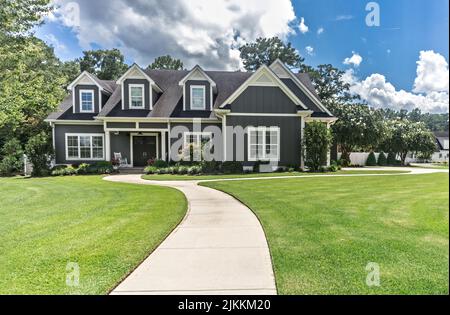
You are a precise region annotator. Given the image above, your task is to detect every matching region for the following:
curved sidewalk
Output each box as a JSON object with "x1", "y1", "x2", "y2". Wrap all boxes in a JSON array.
[{"x1": 104, "y1": 175, "x2": 277, "y2": 295}]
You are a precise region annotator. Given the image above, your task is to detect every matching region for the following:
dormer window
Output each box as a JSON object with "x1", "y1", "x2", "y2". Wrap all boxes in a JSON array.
[
  {"x1": 129, "y1": 84, "x2": 144, "y2": 109},
  {"x1": 190, "y1": 85, "x2": 206, "y2": 110},
  {"x1": 80, "y1": 90, "x2": 94, "y2": 113}
]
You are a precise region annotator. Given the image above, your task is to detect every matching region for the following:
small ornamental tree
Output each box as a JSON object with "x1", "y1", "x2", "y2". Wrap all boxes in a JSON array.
[
  {"x1": 386, "y1": 152, "x2": 398, "y2": 165},
  {"x1": 366, "y1": 151, "x2": 377, "y2": 166},
  {"x1": 377, "y1": 152, "x2": 387, "y2": 166},
  {"x1": 25, "y1": 131, "x2": 53, "y2": 176},
  {"x1": 302, "y1": 121, "x2": 332, "y2": 172}
]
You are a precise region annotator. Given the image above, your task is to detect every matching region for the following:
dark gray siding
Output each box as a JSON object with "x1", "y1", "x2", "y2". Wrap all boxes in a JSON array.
[
  {"x1": 110, "y1": 132, "x2": 130, "y2": 163},
  {"x1": 226, "y1": 116, "x2": 301, "y2": 166},
  {"x1": 281, "y1": 78, "x2": 323, "y2": 113},
  {"x1": 106, "y1": 122, "x2": 136, "y2": 129},
  {"x1": 184, "y1": 80, "x2": 211, "y2": 111},
  {"x1": 139, "y1": 122, "x2": 168, "y2": 129},
  {"x1": 54, "y1": 124, "x2": 104, "y2": 164},
  {"x1": 123, "y1": 79, "x2": 151, "y2": 110},
  {"x1": 74, "y1": 85, "x2": 100, "y2": 113},
  {"x1": 230, "y1": 86, "x2": 297, "y2": 114}
]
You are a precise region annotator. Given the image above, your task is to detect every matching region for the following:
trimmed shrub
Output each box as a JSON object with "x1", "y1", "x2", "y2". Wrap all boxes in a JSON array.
[
  {"x1": 327, "y1": 164, "x2": 339, "y2": 172},
  {"x1": 144, "y1": 166, "x2": 158, "y2": 174},
  {"x1": 187, "y1": 165, "x2": 201, "y2": 175},
  {"x1": 288, "y1": 167, "x2": 295, "y2": 172},
  {"x1": 200, "y1": 160, "x2": 221, "y2": 174},
  {"x1": 178, "y1": 166, "x2": 188, "y2": 175},
  {"x1": 387, "y1": 152, "x2": 397, "y2": 165},
  {"x1": 153, "y1": 159, "x2": 168, "y2": 168},
  {"x1": 366, "y1": 152, "x2": 377, "y2": 166},
  {"x1": 222, "y1": 161, "x2": 243, "y2": 174},
  {"x1": 77, "y1": 163, "x2": 90, "y2": 174},
  {"x1": 302, "y1": 121, "x2": 332, "y2": 172},
  {"x1": 378, "y1": 152, "x2": 387, "y2": 166},
  {"x1": 87, "y1": 161, "x2": 113, "y2": 174}
]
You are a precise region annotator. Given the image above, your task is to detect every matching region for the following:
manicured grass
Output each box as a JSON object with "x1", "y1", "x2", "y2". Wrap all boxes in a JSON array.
[
  {"x1": 0, "y1": 176, "x2": 187, "y2": 294},
  {"x1": 142, "y1": 169, "x2": 408, "y2": 181},
  {"x1": 202, "y1": 173, "x2": 449, "y2": 294}
]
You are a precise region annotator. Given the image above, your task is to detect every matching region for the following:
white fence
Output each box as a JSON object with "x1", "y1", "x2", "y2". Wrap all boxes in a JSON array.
[
  {"x1": 337, "y1": 151, "x2": 449, "y2": 166},
  {"x1": 337, "y1": 152, "x2": 381, "y2": 166}
]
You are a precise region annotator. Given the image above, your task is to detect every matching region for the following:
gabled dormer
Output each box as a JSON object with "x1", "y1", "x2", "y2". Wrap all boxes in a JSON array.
[
  {"x1": 68, "y1": 71, "x2": 106, "y2": 114},
  {"x1": 116, "y1": 63, "x2": 162, "y2": 111},
  {"x1": 179, "y1": 65, "x2": 217, "y2": 111}
]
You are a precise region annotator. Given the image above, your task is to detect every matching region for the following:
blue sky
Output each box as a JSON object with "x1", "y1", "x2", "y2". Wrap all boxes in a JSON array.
[{"x1": 36, "y1": 0, "x2": 449, "y2": 112}]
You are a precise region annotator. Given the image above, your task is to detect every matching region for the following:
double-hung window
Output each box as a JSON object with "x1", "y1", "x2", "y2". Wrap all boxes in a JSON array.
[
  {"x1": 183, "y1": 132, "x2": 213, "y2": 160},
  {"x1": 129, "y1": 84, "x2": 144, "y2": 109},
  {"x1": 248, "y1": 127, "x2": 280, "y2": 161},
  {"x1": 66, "y1": 134, "x2": 104, "y2": 160},
  {"x1": 80, "y1": 90, "x2": 94, "y2": 112},
  {"x1": 190, "y1": 85, "x2": 206, "y2": 110}
]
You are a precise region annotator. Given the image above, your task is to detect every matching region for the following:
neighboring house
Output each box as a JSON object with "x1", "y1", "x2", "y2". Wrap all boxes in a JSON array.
[
  {"x1": 45, "y1": 59, "x2": 336, "y2": 169},
  {"x1": 431, "y1": 132, "x2": 449, "y2": 163}
]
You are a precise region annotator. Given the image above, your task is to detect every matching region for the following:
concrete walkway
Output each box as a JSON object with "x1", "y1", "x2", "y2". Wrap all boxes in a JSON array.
[
  {"x1": 104, "y1": 167, "x2": 447, "y2": 295},
  {"x1": 105, "y1": 175, "x2": 277, "y2": 295}
]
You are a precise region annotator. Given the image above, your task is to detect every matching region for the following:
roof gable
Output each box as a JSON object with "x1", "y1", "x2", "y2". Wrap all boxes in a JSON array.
[
  {"x1": 178, "y1": 65, "x2": 217, "y2": 87},
  {"x1": 219, "y1": 65, "x2": 307, "y2": 109},
  {"x1": 67, "y1": 71, "x2": 104, "y2": 91},
  {"x1": 116, "y1": 63, "x2": 162, "y2": 92}
]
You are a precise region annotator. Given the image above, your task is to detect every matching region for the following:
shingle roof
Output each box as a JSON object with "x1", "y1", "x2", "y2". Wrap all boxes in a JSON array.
[
  {"x1": 434, "y1": 131, "x2": 449, "y2": 150},
  {"x1": 48, "y1": 68, "x2": 330, "y2": 121}
]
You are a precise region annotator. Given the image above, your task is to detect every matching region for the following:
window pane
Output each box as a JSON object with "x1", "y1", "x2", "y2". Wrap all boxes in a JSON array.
[
  {"x1": 130, "y1": 86, "x2": 143, "y2": 107},
  {"x1": 67, "y1": 136, "x2": 79, "y2": 159},
  {"x1": 191, "y1": 87, "x2": 205, "y2": 109},
  {"x1": 92, "y1": 136, "x2": 103, "y2": 158},
  {"x1": 81, "y1": 92, "x2": 93, "y2": 111},
  {"x1": 79, "y1": 136, "x2": 91, "y2": 159}
]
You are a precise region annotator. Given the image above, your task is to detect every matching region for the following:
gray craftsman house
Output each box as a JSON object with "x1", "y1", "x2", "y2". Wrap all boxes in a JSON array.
[{"x1": 46, "y1": 59, "x2": 336, "y2": 169}]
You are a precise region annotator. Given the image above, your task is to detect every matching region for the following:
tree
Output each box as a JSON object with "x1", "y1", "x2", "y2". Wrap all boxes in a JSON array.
[
  {"x1": 239, "y1": 37, "x2": 304, "y2": 71},
  {"x1": 147, "y1": 55, "x2": 183, "y2": 70},
  {"x1": 302, "y1": 121, "x2": 332, "y2": 171},
  {"x1": 77, "y1": 49, "x2": 128, "y2": 80},
  {"x1": 0, "y1": 0, "x2": 51, "y2": 35},
  {"x1": 25, "y1": 131, "x2": 53, "y2": 176},
  {"x1": 0, "y1": 138, "x2": 23, "y2": 175},
  {"x1": 377, "y1": 152, "x2": 387, "y2": 166},
  {"x1": 366, "y1": 152, "x2": 377, "y2": 166},
  {"x1": 331, "y1": 103, "x2": 386, "y2": 162},
  {"x1": 300, "y1": 64, "x2": 358, "y2": 107},
  {"x1": 381, "y1": 119, "x2": 436, "y2": 165}
]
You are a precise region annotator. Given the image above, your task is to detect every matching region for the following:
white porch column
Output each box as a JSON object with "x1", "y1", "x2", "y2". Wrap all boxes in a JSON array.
[
  {"x1": 161, "y1": 131, "x2": 167, "y2": 161},
  {"x1": 300, "y1": 117, "x2": 305, "y2": 170},
  {"x1": 105, "y1": 131, "x2": 111, "y2": 161},
  {"x1": 326, "y1": 122, "x2": 331, "y2": 167}
]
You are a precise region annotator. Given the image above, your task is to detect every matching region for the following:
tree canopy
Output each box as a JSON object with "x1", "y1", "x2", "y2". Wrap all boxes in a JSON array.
[
  {"x1": 77, "y1": 48, "x2": 128, "y2": 80},
  {"x1": 239, "y1": 37, "x2": 304, "y2": 71},
  {"x1": 147, "y1": 55, "x2": 184, "y2": 70}
]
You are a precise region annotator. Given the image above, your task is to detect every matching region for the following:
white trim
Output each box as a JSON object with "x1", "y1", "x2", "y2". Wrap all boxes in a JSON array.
[
  {"x1": 226, "y1": 113, "x2": 305, "y2": 117},
  {"x1": 300, "y1": 116, "x2": 305, "y2": 169},
  {"x1": 128, "y1": 84, "x2": 145, "y2": 109},
  {"x1": 79, "y1": 89, "x2": 95, "y2": 113},
  {"x1": 130, "y1": 133, "x2": 160, "y2": 167},
  {"x1": 116, "y1": 64, "x2": 162, "y2": 92},
  {"x1": 305, "y1": 117, "x2": 338, "y2": 123},
  {"x1": 45, "y1": 119, "x2": 103, "y2": 125},
  {"x1": 96, "y1": 117, "x2": 221, "y2": 123},
  {"x1": 222, "y1": 115, "x2": 227, "y2": 161},
  {"x1": 68, "y1": 71, "x2": 104, "y2": 91},
  {"x1": 65, "y1": 133, "x2": 105, "y2": 161},
  {"x1": 183, "y1": 85, "x2": 186, "y2": 111},
  {"x1": 105, "y1": 131, "x2": 111, "y2": 161},
  {"x1": 269, "y1": 59, "x2": 333, "y2": 116},
  {"x1": 247, "y1": 126, "x2": 280, "y2": 162},
  {"x1": 219, "y1": 65, "x2": 307, "y2": 109},
  {"x1": 183, "y1": 131, "x2": 213, "y2": 146},
  {"x1": 190, "y1": 85, "x2": 206, "y2": 110},
  {"x1": 51, "y1": 123, "x2": 55, "y2": 151},
  {"x1": 178, "y1": 65, "x2": 217, "y2": 87}
]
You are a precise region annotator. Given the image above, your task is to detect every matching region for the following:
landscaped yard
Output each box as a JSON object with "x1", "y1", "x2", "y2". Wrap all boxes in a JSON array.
[
  {"x1": 142, "y1": 169, "x2": 409, "y2": 181},
  {"x1": 202, "y1": 173, "x2": 449, "y2": 294},
  {"x1": 0, "y1": 176, "x2": 187, "y2": 294}
]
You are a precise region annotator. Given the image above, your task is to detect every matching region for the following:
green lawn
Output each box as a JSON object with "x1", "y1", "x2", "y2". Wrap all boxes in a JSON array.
[
  {"x1": 0, "y1": 176, "x2": 187, "y2": 294},
  {"x1": 202, "y1": 173, "x2": 449, "y2": 294},
  {"x1": 142, "y1": 169, "x2": 408, "y2": 181}
]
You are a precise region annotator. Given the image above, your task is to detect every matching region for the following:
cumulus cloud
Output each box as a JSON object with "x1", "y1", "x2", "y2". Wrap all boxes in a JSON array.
[
  {"x1": 413, "y1": 50, "x2": 449, "y2": 94},
  {"x1": 317, "y1": 27, "x2": 324, "y2": 35},
  {"x1": 305, "y1": 46, "x2": 314, "y2": 56},
  {"x1": 298, "y1": 17, "x2": 309, "y2": 34},
  {"x1": 347, "y1": 51, "x2": 449, "y2": 113},
  {"x1": 343, "y1": 51, "x2": 363, "y2": 67},
  {"x1": 47, "y1": 0, "x2": 297, "y2": 69},
  {"x1": 44, "y1": 33, "x2": 67, "y2": 54}
]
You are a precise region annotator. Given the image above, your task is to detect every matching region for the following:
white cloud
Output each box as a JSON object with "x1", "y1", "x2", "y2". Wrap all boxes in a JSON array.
[
  {"x1": 317, "y1": 27, "x2": 324, "y2": 35},
  {"x1": 386, "y1": 49, "x2": 391, "y2": 54},
  {"x1": 305, "y1": 46, "x2": 314, "y2": 56},
  {"x1": 347, "y1": 51, "x2": 450, "y2": 113},
  {"x1": 44, "y1": 33, "x2": 67, "y2": 54},
  {"x1": 298, "y1": 17, "x2": 309, "y2": 34},
  {"x1": 47, "y1": 0, "x2": 298, "y2": 69},
  {"x1": 343, "y1": 51, "x2": 363, "y2": 67},
  {"x1": 335, "y1": 15, "x2": 353, "y2": 21},
  {"x1": 413, "y1": 50, "x2": 449, "y2": 94}
]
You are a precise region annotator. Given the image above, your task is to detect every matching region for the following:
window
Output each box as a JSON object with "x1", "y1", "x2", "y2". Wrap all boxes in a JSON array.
[
  {"x1": 80, "y1": 90, "x2": 94, "y2": 112},
  {"x1": 248, "y1": 127, "x2": 280, "y2": 161},
  {"x1": 66, "y1": 134, "x2": 104, "y2": 160},
  {"x1": 129, "y1": 84, "x2": 144, "y2": 108},
  {"x1": 183, "y1": 132, "x2": 213, "y2": 160},
  {"x1": 190, "y1": 85, "x2": 206, "y2": 110}
]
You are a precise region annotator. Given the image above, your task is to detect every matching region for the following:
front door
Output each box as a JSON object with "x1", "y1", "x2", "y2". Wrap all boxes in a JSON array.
[{"x1": 133, "y1": 136, "x2": 157, "y2": 166}]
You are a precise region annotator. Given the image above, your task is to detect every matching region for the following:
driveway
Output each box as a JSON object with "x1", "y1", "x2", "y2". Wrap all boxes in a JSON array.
[
  {"x1": 104, "y1": 166, "x2": 447, "y2": 295},
  {"x1": 104, "y1": 175, "x2": 277, "y2": 295}
]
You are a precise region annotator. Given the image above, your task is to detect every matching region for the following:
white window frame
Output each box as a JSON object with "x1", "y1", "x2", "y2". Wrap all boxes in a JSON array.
[
  {"x1": 247, "y1": 126, "x2": 280, "y2": 161},
  {"x1": 190, "y1": 85, "x2": 206, "y2": 110},
  {"x1": 65, "y1": 133, "x2": 105, "y2": 160},
  {"x1": 128, "y1": 84, "x2": 145, "y2": 109},
  {"x1": 183, "y1": 132, "x2": 213, "y2": 148},
  {"x1": 79, "y1": 90, "x2": 95, "y2": 113}
]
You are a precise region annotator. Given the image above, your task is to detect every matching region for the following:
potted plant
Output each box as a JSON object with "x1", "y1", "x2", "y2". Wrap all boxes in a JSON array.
[{"x1": 111, "y1": 158, "x2": 120, "y2": 171}]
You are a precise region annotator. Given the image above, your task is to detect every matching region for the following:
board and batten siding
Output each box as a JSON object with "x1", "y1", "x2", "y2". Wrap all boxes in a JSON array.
[{"x1": 184, "y1": 80, "x2": 211, "y2": 111}]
